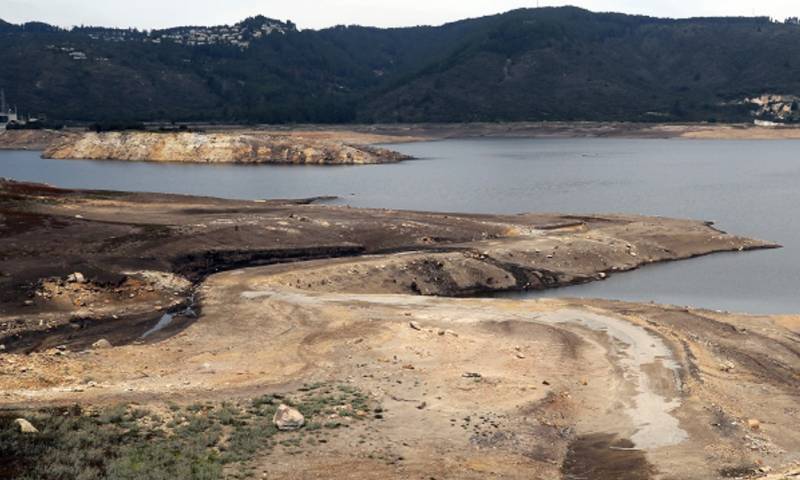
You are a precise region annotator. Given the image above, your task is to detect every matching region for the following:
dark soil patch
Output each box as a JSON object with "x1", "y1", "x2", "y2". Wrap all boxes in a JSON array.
[{"x1": 562, "y1": 433, "x2": 655, "y2": 480}]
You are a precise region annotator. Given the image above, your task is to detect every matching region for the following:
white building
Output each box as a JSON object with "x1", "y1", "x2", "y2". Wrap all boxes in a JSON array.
[{"x1": 0, "y1": 90, "x2": 19, "y2": 130}]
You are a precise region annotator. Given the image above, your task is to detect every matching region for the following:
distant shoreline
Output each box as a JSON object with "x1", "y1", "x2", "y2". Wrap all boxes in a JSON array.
[{"x1": 3, "y1": 122, "x2": 800, "y2": 155}]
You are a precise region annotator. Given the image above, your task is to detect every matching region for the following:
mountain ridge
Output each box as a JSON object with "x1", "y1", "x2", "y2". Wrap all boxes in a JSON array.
[{"x1": 1, "y1": 7, "x2": 798, "y2": 124}]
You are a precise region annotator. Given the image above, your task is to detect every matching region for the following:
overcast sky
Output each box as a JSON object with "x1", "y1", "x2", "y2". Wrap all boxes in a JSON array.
[{"x1": 2, "y1": 0, "x2": 798, "y2": 30}]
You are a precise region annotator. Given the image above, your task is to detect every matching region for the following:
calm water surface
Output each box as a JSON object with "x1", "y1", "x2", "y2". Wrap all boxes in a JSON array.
[{"x1": 1, "y1": 138, "x2": 798, "y2": 314}]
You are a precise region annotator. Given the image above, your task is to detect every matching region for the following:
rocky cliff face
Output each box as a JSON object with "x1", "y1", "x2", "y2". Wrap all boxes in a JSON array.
[{"x1": 43, "y1": 131, "x2": 411, "y2": 165}]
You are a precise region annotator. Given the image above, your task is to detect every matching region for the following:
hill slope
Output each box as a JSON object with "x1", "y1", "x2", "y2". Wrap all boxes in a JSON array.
[{"x1": 2, "y1": 8, "x2": 799, "y2": 123}]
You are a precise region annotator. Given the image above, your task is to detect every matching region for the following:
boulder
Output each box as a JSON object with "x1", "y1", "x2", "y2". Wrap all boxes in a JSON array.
[
  {"x1": 273, "y1": 404, "x2": 305, "y2": 431},
  {"x1": 92, "y1": 339, "x2": 113, "y2": 349},
  {"x1": 14, "y1": 418, "x2": 39, "y2": 433},
  {"x1": 67, "y1": 272, "x2": 86, "y2": 284}
]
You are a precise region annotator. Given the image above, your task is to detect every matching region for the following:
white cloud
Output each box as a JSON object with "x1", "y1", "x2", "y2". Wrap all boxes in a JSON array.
[{"x1": 1, "y1": 0, "x2": 798, "y2": 30}]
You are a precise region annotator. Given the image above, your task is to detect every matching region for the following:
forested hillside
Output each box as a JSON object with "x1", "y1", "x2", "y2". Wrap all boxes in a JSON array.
[{"x1": 2, "y1": 7, "x2": 799, "y2": 123}]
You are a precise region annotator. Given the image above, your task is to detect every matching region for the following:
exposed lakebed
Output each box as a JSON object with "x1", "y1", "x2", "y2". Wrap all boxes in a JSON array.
[{"x1": 1, "y1": 137, "x2": 798, "y2": 313}]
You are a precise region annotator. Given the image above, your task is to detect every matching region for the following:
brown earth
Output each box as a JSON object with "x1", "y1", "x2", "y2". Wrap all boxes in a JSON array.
[
  {"x1": 0, "y1": 129, "x2": 68, "y2": 150},
  {"x1": 0, "y1": 180, "x2": 798, "y2": 479}
]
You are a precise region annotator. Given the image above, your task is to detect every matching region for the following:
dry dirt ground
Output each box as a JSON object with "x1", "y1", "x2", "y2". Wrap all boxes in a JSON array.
[{"x1": 0, "y1": 180, "x2": 798, "y2": 479}]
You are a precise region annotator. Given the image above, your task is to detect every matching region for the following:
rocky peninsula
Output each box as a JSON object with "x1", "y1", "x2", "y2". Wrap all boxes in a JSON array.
[
  {"x1": 5, "y1": 122, "x2": 800, "y2": 166},
  {"x1": 41, "y1": 130, "x2": 412, "y2": 165}
]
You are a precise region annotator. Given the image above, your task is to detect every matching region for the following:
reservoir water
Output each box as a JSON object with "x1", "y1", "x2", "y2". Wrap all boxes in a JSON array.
[{"x1": 1, "y1": 138, "x2": 798, "y2": 314}]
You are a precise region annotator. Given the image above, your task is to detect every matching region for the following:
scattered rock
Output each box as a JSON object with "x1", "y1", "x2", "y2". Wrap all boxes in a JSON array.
[
  {"x1": 14, "y1": 418, "x2": 39, "y2": 433},
  {"x1": 92, "y1": 339, "x2": 113, "y2": 349},
  {"x1": 409, "y1": 321, "x2": 422, "y2": 331},
  {"x1": 462, "y1": 372, "x2": 482, "y2": 379},
  {"x1": 748, "y1": 418, "x2": 761, "y2": 431},
  {"x1": 23, "y1": 300, "x2": 34, "y2": 307},
  {"x1": 273, "y1": 404, "x2": 305, "y2": 431},
  {"x1": 720, "y1": 360, "x2": 736, "y2": 372},
  {"x1": 67, "y1": 272, "x2": 86, "y2": 284}
]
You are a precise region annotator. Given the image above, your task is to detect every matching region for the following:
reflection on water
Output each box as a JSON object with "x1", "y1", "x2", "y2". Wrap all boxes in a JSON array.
[{"x1": 1, "y1": 137, "x2": 798, "y2": 313}]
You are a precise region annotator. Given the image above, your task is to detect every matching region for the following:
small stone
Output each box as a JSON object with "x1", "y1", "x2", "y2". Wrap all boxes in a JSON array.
[
  {"x1": 273, "y1": 404, "x2": 305, "y2": 431},
  {"x1": 14, "y1": 418, "x2": 38, "y2": 434},
  {"x1": 23, "y1": 300, "x2": 34, "y2": 307},
  {"x1": 92, "y1": 339, "x2": 113, "y2": 350},
  {"x1": 67, "y1": 272, "x2": 86, "y2": 284},
  {"x1": 515, "y1": 352, "x2": 526, "y2": 359},
  {"x1": 462, "y1": 372, "x2": 482, "y2": 379},
  {"x1": 747, "y1": 419, "x2": 761, "y2": 431},
  {"x1": 409, "y1": 321, "x2": 422, "y2": 331},
  {"x1": 720, "y1": 361, "x2": 735, "y2": 372},
  {"x1": 581, "y1": 377, "x2": 589, "y2": 386},
  {"x1": 402, "y1": 364, "x2": 415, "y2": 370}
]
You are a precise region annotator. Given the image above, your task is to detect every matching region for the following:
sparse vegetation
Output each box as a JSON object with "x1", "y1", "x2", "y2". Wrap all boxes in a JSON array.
[{"x1": 0, "y1": 383, "x2": 377, "y2": 480}]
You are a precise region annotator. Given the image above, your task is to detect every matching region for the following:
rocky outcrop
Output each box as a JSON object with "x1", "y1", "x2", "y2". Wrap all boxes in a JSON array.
[{"x1": 43, "y1": 131, "x2": 411, "y2": 165}]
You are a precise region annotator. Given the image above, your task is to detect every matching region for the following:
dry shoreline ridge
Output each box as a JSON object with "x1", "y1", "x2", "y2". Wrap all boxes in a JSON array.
[
  {"x1": 0, "y1": 179, "x2": 798, "y2": 478},
  {"x1": 5, "y1": 121, "x2": 800, "y2": 163}
]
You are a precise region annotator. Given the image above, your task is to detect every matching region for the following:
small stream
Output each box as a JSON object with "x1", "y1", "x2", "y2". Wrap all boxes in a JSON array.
[{"x1": 140, "y1": 297, "x2": 198, "y2": 339}]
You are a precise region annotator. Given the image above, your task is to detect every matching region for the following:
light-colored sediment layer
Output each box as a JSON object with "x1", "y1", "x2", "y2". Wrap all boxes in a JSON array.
[
  {"x1": 7, "y1": 122, "x2": 800, "y2": 157},
  {"x1": 42, "y1": 131, "x2": 410, "y2": 164}
]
